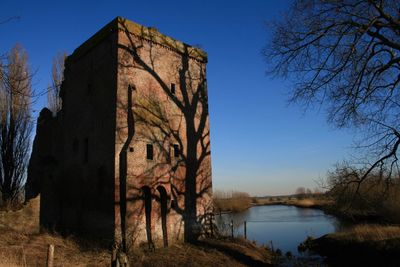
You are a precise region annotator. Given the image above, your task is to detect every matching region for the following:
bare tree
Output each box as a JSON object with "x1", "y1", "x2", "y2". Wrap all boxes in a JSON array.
[
  {"x1": 264, "y1": 0, "x2": 400, "y2": 201},
  {"x1": 0, "y1": 44, "x2": 33, "y2": 208},
  {"x1": 47, "y1": 52, "x2": 66, "y2": 114},
  {"x1": 325, "y1": 161, "x2": 398, "y2": 213}
]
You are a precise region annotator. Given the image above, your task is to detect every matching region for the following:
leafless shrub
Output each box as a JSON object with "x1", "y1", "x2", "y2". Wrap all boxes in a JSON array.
[{"x1": 327, "y1": 162, "x2": 400, "y2": 221}]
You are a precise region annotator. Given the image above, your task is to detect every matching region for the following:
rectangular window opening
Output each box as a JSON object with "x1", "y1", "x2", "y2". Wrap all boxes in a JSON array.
[
  {"x1": 171, "y1": 83, "x2": 176, "y2": 94},
  {"x1": 173, "y1": 144, "x2": 180, "y2": 158},
  {"x1": 146, "y1": 144, "x2": 153, "y2": 160}
]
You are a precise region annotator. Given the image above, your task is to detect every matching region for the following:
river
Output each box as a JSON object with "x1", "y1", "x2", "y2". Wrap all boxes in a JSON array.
[{"x1": 215, "y1": 205, "x2": 343, "y2": 256}]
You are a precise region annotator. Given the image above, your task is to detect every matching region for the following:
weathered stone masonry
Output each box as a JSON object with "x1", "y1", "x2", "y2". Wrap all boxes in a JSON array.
[{"x1": 25, "y1": 17, "x2": 213, "y2": 247}]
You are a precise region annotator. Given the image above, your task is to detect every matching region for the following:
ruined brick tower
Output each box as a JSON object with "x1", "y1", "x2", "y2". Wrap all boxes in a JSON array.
[{"x1": 26, "y1": 17, "x2": 213, "y2": 247}]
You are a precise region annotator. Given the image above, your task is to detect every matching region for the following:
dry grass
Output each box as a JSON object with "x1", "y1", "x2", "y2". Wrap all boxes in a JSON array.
[
  {"x1": 0, "y1": 228, "x2": 110, "y2": 266},
  {"x1": 129, "y1": 238, "x2": 274, "y2": 267},
  {"x1": 202, "y1": 238, "x2": 274, "y2": 264},
  {"x1": 251, "y1": 198, "x2": 279, "y2": 205},
  {"x1": 288, "y1": 199, "x2": 315, "y2": 207},
  {"x1": 303, "y1": 224, "x2": 400, "y2": 265},
  {"x1": 0, "y1": 196, "x2": 40, "y2": 234},
  {"x1": 333, "y1": 224, "x2": 400, "y2": 242},
  {"x1": 252, "y1": 197, "x2": 334, "y2": 210},
  {"x1": 214, "y1": 198, "x2": 251, "y2": 213},
  {"x1": 0, "y1": 246, "x2": 26, "y2": 267},
  {"x1": 0, "y1": 197, "x2": 110, "y2": 266},
  {"x1": 213, "y1": 192, "x2": 252, "y2": 213},
  {"x1": 0, "y1": 197, "x2": 274, "y2": 267},
  {"x1": 0, "y1": 227, "x2": 274, "y2": 267},
  {"x1": 285, "y1": 198, "x2": 333, "y2": 208}
]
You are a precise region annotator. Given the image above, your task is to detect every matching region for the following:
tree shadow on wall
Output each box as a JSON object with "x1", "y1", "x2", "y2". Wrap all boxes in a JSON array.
[{"x1": 116, "y1": 18, "x2": 213, "y2": 250}]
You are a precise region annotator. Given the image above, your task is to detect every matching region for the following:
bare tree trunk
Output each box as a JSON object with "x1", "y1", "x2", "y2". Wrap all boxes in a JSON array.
[{"x1": 184, "y1": 120, "x2": 199, "y2": 243}]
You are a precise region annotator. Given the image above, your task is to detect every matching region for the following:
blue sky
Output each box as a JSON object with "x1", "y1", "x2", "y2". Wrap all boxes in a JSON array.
[{"x1": 1, "y1": 0, "x2": 355, "y2": 195}]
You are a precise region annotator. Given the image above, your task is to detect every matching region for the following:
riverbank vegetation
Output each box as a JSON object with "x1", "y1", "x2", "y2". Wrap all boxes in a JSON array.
[
  {"x1": 330, "y1": 224, "x2": 400, "y2": 242},
  {"x1": 252, "y1": 193, "x2": 332, "y2": 210},
  {"x1": 301, "y1": 224, "x2": 400, "y2": 265},
  {"x1": 213, "y1": 191, "x2": 252, "y2": 213},
  {"x1": 325, "y1": 167, "x2": 400, "y2": 223}
]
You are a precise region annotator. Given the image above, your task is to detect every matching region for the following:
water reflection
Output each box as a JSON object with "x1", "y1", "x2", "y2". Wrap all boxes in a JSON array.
[{"x1": 216, "y1": 205, "x2": 341, "y2": 255}]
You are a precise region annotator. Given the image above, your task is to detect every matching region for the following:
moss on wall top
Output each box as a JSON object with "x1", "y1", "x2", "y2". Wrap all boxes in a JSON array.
[{"x1": 68, "y1": 16, "x2": 207, "y2": 63}]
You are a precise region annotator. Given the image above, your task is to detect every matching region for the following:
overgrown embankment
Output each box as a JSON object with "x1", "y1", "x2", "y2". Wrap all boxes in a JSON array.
[
  {"x1": 300, "y1": 224, "x2": 400, "y2": 265},
  {"x1": 130, "y1": 238, "x2": 275, "y2": 267}
]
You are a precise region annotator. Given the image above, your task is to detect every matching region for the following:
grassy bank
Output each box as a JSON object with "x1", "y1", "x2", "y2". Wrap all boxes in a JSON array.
[
  {"x1": 0, "y1": 227, "x2": 110, "y2": 266},
  {"x1": 0, "y1": 197, "x2": 275, "y2": 266},
  {"x1": 254, "y1": 197, "x2": 333, "y2": 209},
  {"x1": 0, "y1": 227, "x2": 275, "y2": 266},
  {"x1": 300, "y1": 224, "x2": 400, "y2": 265}
]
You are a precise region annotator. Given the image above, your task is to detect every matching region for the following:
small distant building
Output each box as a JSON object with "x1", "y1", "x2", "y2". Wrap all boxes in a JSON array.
[{"x1": 25, "y1": 17, "x2": 213, "y2": 247}]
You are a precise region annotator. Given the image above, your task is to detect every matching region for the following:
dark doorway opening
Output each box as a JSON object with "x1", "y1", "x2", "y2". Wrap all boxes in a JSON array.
[
  {"x1": 142, "y1": 186, "x2": 153, "y2": 246},
  {"x1": 157, "y1": 186, "x2": 168, "y2": 247}
]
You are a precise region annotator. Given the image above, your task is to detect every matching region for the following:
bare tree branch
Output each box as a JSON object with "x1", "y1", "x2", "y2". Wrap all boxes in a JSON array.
[
  {"x1": 264, "y1": 0, "x2": 400, "y2": 209},
  {"x1": 0, "y1": 44, "x2": 33, "y2": 208}
]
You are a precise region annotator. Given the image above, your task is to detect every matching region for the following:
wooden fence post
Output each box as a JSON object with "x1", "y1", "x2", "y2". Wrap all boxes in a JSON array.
[
  {"x1": 244, "y1": 221, "x2": 247, "y2": 239},
  {"x1": 46, "y1": 244, "x2": 54, "y2": 267},
  {"x1": 230, "y1": 219, "x2": 234, "y2": 238}
]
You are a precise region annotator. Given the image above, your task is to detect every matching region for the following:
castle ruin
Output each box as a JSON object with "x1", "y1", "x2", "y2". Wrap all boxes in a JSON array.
[{"x1": 25, "y1": 17, "x2": 213, "y2": 248}]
